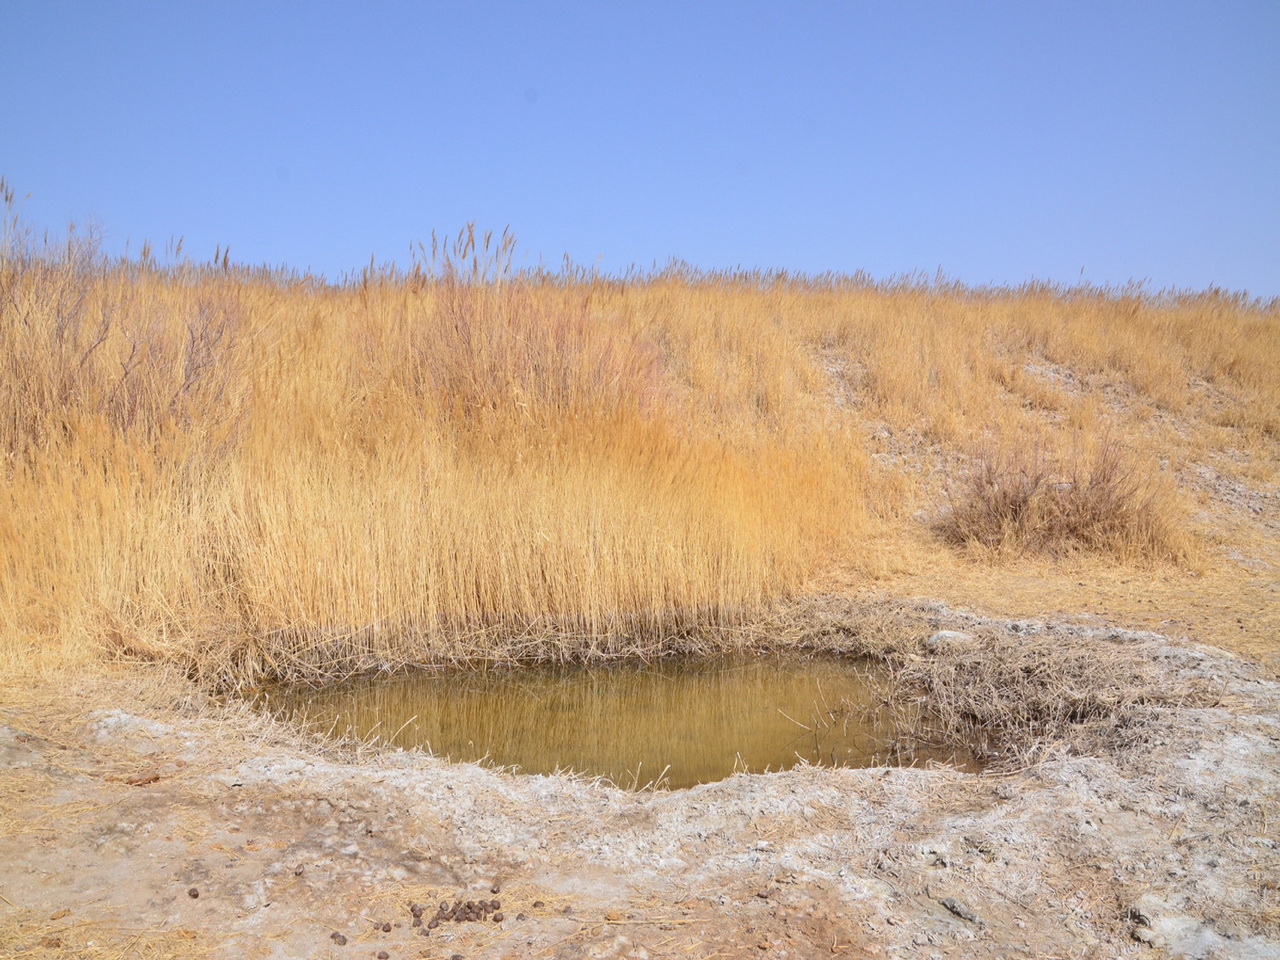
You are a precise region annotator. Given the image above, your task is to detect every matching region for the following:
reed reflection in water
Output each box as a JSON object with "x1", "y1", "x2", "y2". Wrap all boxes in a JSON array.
[{"x1": 264, "y1": 656, "x2": 979, "y2": 789}]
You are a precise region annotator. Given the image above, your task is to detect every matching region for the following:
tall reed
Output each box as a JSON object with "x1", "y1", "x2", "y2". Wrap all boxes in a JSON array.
[{"x1": 2, "y1": 198, "x2": 1275, "y2": 684}]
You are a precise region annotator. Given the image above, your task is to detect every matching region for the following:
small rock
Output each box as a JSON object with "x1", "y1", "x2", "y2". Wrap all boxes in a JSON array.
[
  {"x1": 939, "y1": 897, "x2": 981, "y2": 925},
  {"x1": 377, "y1": 952, "x2": 389, "y2": 960},
  {"x1": 187, "y1": 887, "x2": 199, "y2": 899},
  {"x1": 330, "y1": 932, "x2": 347, "y2": 945}
]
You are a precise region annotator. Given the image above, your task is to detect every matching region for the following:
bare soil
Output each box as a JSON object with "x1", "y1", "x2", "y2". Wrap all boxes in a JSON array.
[{"x1": 3, "y1": 608, "x2": 1279, "y2": 959}]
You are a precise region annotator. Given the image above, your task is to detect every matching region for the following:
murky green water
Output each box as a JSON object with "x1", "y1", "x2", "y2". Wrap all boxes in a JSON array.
[{"x1": 260, "y1": 655, "x2": 982, "y2": 789}]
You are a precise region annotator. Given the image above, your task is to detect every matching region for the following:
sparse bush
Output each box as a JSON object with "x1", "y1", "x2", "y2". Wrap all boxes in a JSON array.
[{"x1": 938, "y1": 441, "x2": 1192, "y2": 562}]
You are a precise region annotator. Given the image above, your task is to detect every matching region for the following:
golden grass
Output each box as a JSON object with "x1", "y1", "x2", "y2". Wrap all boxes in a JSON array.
[
  {"x1": 2, "y1": 197, "x2": 1277, "y2": 684},
  {"x1": 937, "y1": 438, "x2": 1193, "y2": 562}
]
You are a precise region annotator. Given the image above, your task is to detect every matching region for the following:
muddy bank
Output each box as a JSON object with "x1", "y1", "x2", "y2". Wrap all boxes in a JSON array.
[{"x1": 2, "y1": 613, "x2": 1279, "y2": 959}]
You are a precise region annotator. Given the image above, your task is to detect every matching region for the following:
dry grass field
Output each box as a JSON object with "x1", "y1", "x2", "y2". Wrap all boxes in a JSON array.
[
  {"x1": 2, "y1": 188, "x2": 1278, "y2": 688},
  {"x1": 4, "y1": 189, "x2": 1280, "y2": 960}
]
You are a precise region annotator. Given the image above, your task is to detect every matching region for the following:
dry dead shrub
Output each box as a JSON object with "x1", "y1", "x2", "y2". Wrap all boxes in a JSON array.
[
  {"x1": 938, "y1": 441, "x2": 1192, "y2": 563},
  {"x1": 895, "y1": 632, "x2": 1205, "y2": 760},
  {"x1": 744, "y1": 596, "x2": 1211, "y2": 762}
]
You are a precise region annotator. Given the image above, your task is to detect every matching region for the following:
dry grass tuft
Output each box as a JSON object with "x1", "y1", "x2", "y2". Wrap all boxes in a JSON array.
[{"x1": 937, "y1": 441, "x2": 1194, "y2": 563}]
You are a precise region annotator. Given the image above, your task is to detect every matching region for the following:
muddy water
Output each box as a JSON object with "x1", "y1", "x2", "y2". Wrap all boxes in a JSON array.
[{"x1": 262, "y1": 655, "x2": 982, "y2": 789}]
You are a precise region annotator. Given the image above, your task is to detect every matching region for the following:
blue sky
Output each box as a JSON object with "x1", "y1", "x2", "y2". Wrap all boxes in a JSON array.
[{"x1": 2, "y1": 1, "x2": 1277, "y2": 294}]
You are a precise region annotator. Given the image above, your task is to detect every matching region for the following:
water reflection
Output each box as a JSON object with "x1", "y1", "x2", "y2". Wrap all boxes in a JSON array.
[{"x1": 261, "y1": 655, "x2": 980, "y2": 789}]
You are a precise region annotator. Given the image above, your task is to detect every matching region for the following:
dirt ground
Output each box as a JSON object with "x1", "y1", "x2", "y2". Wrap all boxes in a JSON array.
[{"x1": 3, "y1": 605, "x2": 1279, "y2": 960}]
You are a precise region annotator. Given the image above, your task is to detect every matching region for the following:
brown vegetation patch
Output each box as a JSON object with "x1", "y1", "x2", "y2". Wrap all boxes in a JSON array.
[
  {"x1": 741, "y1": 595, "x2": 1212, "y2": 764},
  {"x1": 937, "y1": 441, "x2": 1193, "y2": 563},
  {"x1": 893, "y1": 631, "x2": 1208, "y2": 762}
]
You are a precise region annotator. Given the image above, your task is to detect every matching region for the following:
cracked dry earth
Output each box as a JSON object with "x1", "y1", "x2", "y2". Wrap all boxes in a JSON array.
[{"x1": 3, "y1": 623, "x2": 1279, "y2": 960}]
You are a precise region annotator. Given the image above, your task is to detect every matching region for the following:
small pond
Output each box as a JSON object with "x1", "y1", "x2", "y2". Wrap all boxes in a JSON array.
[{"x1": 259, "y1": 655, "x2": 984, "y2": 789}]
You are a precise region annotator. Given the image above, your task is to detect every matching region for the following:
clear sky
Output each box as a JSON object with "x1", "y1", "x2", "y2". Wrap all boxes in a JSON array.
[{"x1": 2, "y1": 1, "x2": 1277, "y2": 295}]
